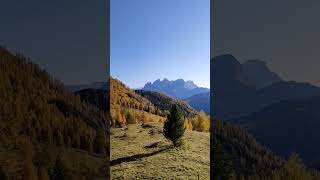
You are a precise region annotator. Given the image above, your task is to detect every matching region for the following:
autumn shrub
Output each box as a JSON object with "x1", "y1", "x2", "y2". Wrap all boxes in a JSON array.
[
  {"x1": 192, "y1": 111, "x2": 210, "y2": 132},
  {"x1": 158, "y1": 117, "x2": 165, "y2": 123},
  {"x1": 184, "y1": 119, "x2": 193, "y2": 130},
  {"x1": 115, "y1": 112, "x2": 126, "y2": 126},
  {"x1": 140, "y1": 112, "x2": 149, "y2": 123}
]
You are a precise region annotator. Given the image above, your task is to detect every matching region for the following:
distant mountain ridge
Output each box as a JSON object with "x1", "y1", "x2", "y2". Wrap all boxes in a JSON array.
[
  {"x1": 211, "y1": 54, "x2": 320, "y2": 120},
  {"x1": 185, "y1": 92, "x2": 210, "y2": 114},
  {"x1": 242, "y1": 59, "x2": 282, "y2": 89},
  {"x1": 212, "y1": 54, "x2": 320, "y2": 168},
  {"x1": 111, "y1": 77, "x2": 197, "y2": 118},
  {"x1": 143, "y1": 78, "x2": 209, "y2": 99},
  {"x1": 67, "y1": 81, "x2": 108, "y2": 91}
]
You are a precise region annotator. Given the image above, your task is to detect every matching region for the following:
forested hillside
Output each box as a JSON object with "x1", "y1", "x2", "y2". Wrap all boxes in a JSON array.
[
  {"x1": 212, "y1": 119, "x2": 320, "y2": 179},
  {"x1": 231, "y1": 96, "x2": 320, "y2": 167},
  {"x1": 110, "y1": 77, "x2": 167, "y2": 126},
  {"x1": 110, "y1": 77, "x2": 210, "y2": 132},
  {"x1": 135, "y1": 90, "x2": 197, "y2": 117},
  {"x1": 75, "y1": 88, "x2": 109, "y2": 112},
  {"x1": 0, "y1": 47, "x2": 109, "y2": 179},
  {"x1": 185, "y1": 92, "x2": 210, "y2": 114}
]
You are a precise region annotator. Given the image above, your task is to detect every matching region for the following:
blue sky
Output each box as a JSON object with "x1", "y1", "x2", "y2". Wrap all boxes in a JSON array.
[
  {"x1": 0, "y1": 1, "x2": 108, "y2": 85},
  {"x1": 111, "y1": 0, "x2": 210, "y2": 89}
]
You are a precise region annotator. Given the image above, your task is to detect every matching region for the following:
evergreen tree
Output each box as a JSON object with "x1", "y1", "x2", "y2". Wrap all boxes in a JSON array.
[
  {"x1": 163, "y1": 104, "x2": 185, "y2": 147},
  {"x1": 49, "y1": 155, "x2": 67, "y2": 180}
]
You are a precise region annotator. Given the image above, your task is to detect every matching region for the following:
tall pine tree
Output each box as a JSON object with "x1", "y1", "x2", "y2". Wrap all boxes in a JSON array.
[
  {"x1": 49, "y1": 155, "x2": 67, "y2": 180},
  {"x1": 163, "y1": 104, "x2": 185, "y2": 147}
]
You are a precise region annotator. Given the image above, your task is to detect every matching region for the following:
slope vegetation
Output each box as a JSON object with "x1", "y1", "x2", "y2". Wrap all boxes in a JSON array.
[
  {"x1": 111, "y1": 123, "x2": 210, "y2": 179},
  {"x1": 110, "y1": 78, "x2": 210, "y2": 179},
  {"x1": 212, "y1": 119, "x2": 320, "y2": 179},
  {"x1": 232, "y1": 96, "x2": 320, "y2": 166},
  {"x1": 0, "y1": 47, "x2": 109, "y2": 179},
  {"x1": 135, "y1": 89, "x2": 197, "y2": 117}
]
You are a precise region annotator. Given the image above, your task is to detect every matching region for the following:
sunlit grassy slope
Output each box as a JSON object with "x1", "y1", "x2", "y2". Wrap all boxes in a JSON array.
[{"x1": 110, "y1": 122, "x2": 210, "y2": 179}]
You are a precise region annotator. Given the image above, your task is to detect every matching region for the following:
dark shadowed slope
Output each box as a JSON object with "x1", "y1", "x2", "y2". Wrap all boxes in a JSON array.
[
  {"x1": 67, "y1": 81, "x2": 108, "y2": 92},
  {"x1": 75, "y1": 88, "x2": 109, "y2": 112},
  {"x1": 231, "y1": 96, "x2": 320, "y2": 166},
  {"x1": 0, "y1": 47, "x2": 109, "y2": 179}
]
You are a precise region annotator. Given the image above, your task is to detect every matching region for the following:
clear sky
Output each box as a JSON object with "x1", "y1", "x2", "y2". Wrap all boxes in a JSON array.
[
  {"x1": 111, "y1": 0, "x2": 210, "y2": 89},
  {"x1": 213, "y1": 0, "x2": 320, "y2": 86},
  {"x1": 0, "y1": 0, "x2": 108, "y2": 85}
]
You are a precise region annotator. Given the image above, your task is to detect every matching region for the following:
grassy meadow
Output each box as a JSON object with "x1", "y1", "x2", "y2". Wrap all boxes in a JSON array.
[{"x1": 110, "y1": 122, "x2": 210, "y2": 179}]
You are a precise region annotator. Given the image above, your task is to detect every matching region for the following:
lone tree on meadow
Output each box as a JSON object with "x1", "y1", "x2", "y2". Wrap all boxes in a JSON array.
[{"x1": 163, "y1": 104, "x2": 185, "y2": 146}]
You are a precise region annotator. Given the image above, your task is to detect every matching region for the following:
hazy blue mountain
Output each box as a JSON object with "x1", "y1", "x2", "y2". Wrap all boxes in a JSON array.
[
  {"x1": 184, "y1": 80, "x2": 198, "y2": 90},
  {"x1": 143, "y1": 78, "x2": 209, "y2": 99},
  {"x1": 185, "y1": 92, "x2": 210, "y2": 114}
]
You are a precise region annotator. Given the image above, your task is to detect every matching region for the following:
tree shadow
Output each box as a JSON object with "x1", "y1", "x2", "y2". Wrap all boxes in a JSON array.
[{"x1": 110, "y1": 146, "x2": 173, "y2": 166}]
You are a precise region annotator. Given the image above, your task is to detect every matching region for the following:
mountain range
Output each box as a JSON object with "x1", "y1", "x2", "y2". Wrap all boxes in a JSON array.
[
  {"x1": 212, "y1": 54, "x2": 320, "y2": 167},
  {"x1": 67, "y1": 78, "x2": 209, "y2": 113},
  {"x1": 143, "y1": 78, "x2": 209, "y2": 99},
  {"x1": 212, "y1": 54, "x2": 320, "y2": 120}
]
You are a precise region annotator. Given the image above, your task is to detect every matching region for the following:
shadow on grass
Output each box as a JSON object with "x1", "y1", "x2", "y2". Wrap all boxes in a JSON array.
[{"x1": 110, "y1": 146, "x2": 173, "y2": 166}]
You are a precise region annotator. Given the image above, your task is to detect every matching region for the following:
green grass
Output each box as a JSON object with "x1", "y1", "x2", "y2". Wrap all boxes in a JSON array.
[{"x1": 110, "y1": 123, "x2": 210, "y2": 179}]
